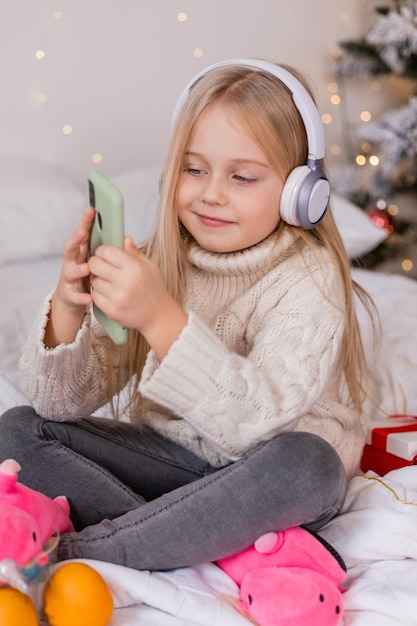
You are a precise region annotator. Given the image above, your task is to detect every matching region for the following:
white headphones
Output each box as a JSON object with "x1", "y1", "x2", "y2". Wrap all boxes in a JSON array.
[{"x1": 172, "y1": 59, "x2": 330, "y2": 230}]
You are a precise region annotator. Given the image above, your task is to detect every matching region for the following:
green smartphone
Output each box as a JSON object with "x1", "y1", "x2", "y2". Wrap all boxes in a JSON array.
[{"x1": 88, "y1": 170, "x2": 128, "y2": 346}]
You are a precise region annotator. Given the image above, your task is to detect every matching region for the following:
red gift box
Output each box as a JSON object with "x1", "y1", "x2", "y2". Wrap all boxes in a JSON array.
[{"x1": 360, "y1": 415, "x2": 417, "y2": 475}]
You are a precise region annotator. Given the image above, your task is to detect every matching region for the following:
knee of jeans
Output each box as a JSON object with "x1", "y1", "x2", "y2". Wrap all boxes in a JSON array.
[
  {"x1": 0, "y1": 406, "x2": 39, "y2": 453},
  {"x1": 299, "y1": 432, "x2": 347, "y2": 510},
  {"x1": 299, "y1": 432, "x2": 346, "y2": 483},
  {"x1": 268, "y1": 431, "x2": 346, "y2": 495}
]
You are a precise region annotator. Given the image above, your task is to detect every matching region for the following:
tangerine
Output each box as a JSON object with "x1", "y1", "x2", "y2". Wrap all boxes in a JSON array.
[
  {"x1": 43, "y1": 562, "x2": 113, "y2": 626},
  {"x1": 0, "y1": 586, "x2": 38, "y2": 626}
]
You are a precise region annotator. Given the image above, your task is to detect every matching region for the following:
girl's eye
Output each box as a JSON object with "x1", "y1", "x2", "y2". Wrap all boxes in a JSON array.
[
  {"x1": 234, "y1": 174, "x2": 257, "y2": 184},
  {"x1": 184, "y1": 167, "x2": 205, "y2": 176}
]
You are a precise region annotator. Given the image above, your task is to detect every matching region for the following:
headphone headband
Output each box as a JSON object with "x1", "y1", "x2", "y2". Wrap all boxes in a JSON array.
[
  {"x1": 172, "y1": 58, "x2": 326, "y2": 163},
  {"x1": 172, "y1": 58, "x2": 330, "y2": 229}
]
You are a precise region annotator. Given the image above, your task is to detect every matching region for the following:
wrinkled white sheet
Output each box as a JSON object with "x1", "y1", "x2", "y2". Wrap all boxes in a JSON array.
[{"x1": 322, "y1": 467, "x2": 417, "y2": 626}]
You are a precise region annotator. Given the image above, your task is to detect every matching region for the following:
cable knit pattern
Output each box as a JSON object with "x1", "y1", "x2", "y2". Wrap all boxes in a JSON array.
[{"x1": 19, "y1": 232, "x2": 364, "y2": 478}]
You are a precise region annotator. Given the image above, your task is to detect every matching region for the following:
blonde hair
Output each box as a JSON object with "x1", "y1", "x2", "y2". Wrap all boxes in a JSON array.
[{"x1": 110, "y1": 62, "x2": 376, "y2": 418}]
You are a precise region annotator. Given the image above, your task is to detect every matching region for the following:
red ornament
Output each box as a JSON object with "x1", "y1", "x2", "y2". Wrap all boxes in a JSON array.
[{"x1": 365, "y1": 206, "x2": 394, "y2": 233}]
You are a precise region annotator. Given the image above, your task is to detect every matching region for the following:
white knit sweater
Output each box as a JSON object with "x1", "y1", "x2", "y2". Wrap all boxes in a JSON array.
[{"x1": 20, "y1": 231, "x2": 365, "y2": 479}]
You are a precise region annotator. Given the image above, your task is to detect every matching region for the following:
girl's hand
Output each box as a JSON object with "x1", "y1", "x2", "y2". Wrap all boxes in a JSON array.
[
  {"x1": 45, "y1": 207, "x2": 95, "y2": 347},
  {"x1": 89, "y1": 236, "x2": 188, "y2": 359},
  {"x1": 54, "y1": 206, "x2": 95, "y2": 310}
]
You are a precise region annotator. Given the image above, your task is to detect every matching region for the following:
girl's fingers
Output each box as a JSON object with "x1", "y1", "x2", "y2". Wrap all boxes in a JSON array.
[
  {"x1": 62, "y1": 261, "x2": 90, "y2": 283},
  {"x1": 89, "y1": 246, "x2": 128, "y2": 273},
  {"x1": 68, "y1": 289, "x2": 93, "y2": 307},
  {"x1": 64, "y1": 208, "x2": 95, "y2": 259},
  {"x1": 124, "y1": 235, "x2": 139, "y2": 254},
  {"x1": 80, "y1": 205, "x2": 96, "y2": 228}
]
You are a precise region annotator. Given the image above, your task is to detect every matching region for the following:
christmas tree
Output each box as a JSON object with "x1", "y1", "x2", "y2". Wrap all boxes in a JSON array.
[{"x1": 330, "y1": 0, "x2": 417, "y2": 268}]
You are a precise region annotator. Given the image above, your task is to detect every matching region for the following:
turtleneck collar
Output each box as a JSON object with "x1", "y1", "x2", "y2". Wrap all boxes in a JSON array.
[{"x1": 187, "y1": 229, "x2": 299, "y2": 278}]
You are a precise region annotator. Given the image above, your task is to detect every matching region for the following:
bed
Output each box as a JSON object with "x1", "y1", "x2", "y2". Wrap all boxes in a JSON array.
[{"x1": 2, "y1": 156, "x2": 417, "y2": 626}]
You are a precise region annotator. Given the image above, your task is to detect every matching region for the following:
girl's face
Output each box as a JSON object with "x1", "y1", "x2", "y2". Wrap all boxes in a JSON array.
[{"x1": 177, "y1": 105, "x2": 284, "y2": 253}]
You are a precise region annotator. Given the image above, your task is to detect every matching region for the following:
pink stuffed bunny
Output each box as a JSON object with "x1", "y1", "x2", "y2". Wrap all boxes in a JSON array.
[
  {"x1": 0, "y1": 459, "x2": 73, "y2": 573},
  {"x1": 217, "y1": 526, "x2": 346, "y2": 626}
]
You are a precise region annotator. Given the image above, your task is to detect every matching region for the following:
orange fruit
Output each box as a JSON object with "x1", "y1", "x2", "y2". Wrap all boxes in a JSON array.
[
  {"x1": 43, "y1": 562, "x2": 113, "y2": 626},
  {"x1": 0, "y1": 586, "x2": 38, "y2": 625}
]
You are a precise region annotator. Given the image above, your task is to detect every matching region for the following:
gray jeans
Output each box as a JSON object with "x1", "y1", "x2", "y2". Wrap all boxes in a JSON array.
[{"x1": 0, "y1": 406, "x2": 346, "y2": 571}]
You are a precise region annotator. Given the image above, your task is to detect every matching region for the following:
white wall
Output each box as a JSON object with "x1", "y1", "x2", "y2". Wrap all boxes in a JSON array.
[{"x1": 0, "y1": 0, "x2": 372, "y2": 183}]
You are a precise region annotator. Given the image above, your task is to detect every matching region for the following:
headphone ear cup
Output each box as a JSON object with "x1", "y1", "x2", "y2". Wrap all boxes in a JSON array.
[
  {"x1": 280, "y1": 166, "x2": 330, "y2": 229},
  {"x1": 280, "y1": 166, "x2": 311, "y2": 227}
]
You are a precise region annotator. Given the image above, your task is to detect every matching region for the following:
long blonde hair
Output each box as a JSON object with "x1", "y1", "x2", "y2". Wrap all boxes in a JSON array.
[{"x1": 110, "y1": 62, "x2": 376, "y2": 417}]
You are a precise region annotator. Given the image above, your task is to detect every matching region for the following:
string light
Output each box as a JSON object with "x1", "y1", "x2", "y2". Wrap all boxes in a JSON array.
[
  {"x1": 388, "y1": 204, "x2": 399, "y2": 217},
  {"x1": 402, "y1": 259, "x2": 413, "y2": 272},
  {"x1": 330, "y1": 94, "x2": 341, "y2": 105},
  {"x1": 360, "y1": 111, "x2": 372, "y2": 122},
  {"x1": 356, "y1": 155, "x2": 366, "y2": 166},
  {"x1": 62, "y1": 125, "x2": 73, "y2": 135},
  {"x1": 177, "y1": 12, "x2": 187, "y2": 22},
  {"x1": 92, "y1": 153, "x2": 103, "y2": 164},
  {"x1": 321, "y1": 113, "x2": 332, "y2": 124},
  {"x1": 35, "y1": 50, "x2": 45, "y2": 60},
  {"x1": 193, "y1": 48, "x2": 203, "y2": 58}
]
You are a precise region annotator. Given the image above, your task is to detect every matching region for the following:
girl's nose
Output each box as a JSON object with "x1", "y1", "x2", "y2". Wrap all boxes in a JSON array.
[{"x1": 201, "y1": 175, "x2": 227, "y2": 205}]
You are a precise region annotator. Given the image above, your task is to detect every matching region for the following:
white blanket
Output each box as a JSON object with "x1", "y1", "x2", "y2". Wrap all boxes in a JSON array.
[{"x1": 322, "y1": 467, "x2": 417, "y2": 626}]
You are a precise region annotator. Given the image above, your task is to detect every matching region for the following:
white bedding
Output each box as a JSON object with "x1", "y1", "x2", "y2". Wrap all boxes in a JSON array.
[{"x1": 2, "y1": 160, "x2": 417, "y2": 625}]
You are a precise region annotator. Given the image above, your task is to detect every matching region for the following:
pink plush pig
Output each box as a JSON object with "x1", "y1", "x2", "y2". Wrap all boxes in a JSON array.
[
  {"x1": 0, "y1": 459, "x2": 73, "y2": 570},
  {"x1": 217, "y1": 526, "x2": 346, "y2": 626}
]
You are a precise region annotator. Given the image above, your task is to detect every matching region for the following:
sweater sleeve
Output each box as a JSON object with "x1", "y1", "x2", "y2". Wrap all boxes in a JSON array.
[
  {"x1": 139, "y1": 265, "x2": 346, "y2": 461},
  {"x1": 19, "y1": 294, "x2": 121, "y2": 420}
]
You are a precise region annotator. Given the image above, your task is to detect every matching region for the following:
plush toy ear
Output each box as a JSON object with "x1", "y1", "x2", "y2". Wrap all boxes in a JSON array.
[
  {"x1": 0, "y1": 459, "x2": 21, "y2": 476},
  {"x1": 240, "y1": 567, "x2": 343, "y2": 626},
  {"x1": 260, "y1": 527, "x2": 346, "y2": 587},
  {"x1": 53, "y1": 495, "x2": 72, "y2": 519},
  {"x1": 254, "y1": 532, "x2": 284, "y2": 554},
  {"x1": 0, "y1": 459, "x2": 21, "y2": 493}
]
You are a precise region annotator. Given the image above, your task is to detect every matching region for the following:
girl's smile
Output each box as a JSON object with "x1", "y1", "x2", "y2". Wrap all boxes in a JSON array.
[
  {"x1": 196, "y1": 214, "x2": 235, "y2": 227},
  {"x1": 177, "y1": 104, "x2": 284, "y2": 253}
]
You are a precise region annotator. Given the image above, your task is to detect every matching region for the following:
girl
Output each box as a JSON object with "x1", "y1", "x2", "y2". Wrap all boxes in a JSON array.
[{"x1": 0, "y1": 59, "x2": 374, "y2": 571}]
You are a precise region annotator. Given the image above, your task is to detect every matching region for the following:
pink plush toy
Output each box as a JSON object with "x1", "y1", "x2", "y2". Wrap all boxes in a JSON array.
[
  {"x1": 0, "y1": 459, "x2": 74, "y2": 575},
  {"x1": 217, "y1": 526, "x2": 346, "y2": 626}
]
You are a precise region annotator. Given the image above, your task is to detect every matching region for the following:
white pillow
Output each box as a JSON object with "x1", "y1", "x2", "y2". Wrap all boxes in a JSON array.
[
  {"x1": 331, "y1": 193, "x2": 388, "y2": 259},
  {"x1": 0, "y1": 156, "x2": 84, "y2": 266}
]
